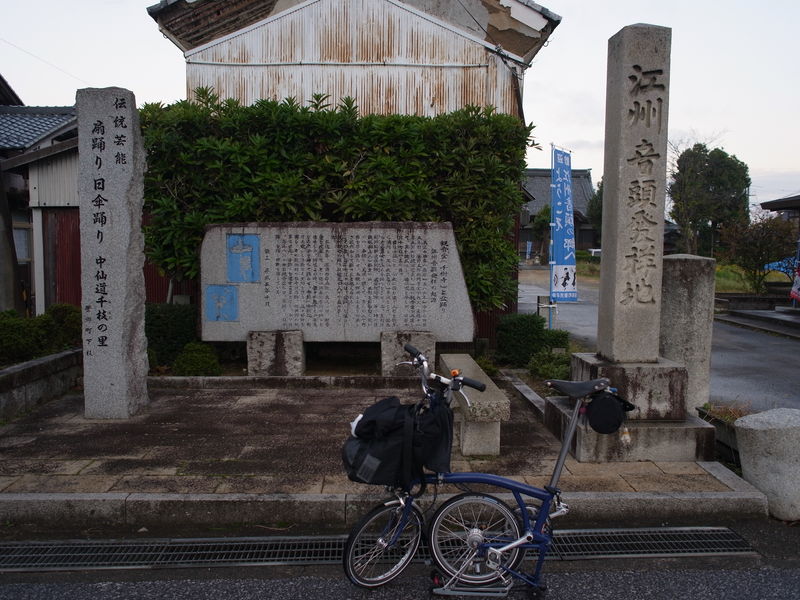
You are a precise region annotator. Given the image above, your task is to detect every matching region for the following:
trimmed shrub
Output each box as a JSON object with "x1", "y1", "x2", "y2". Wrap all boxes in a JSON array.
[
  {"x1": 0, "y1": 306, "x2": 81, "y2": 366},
  {"x1": 145, "y1": 303, "x2": 198, "y2": 367},
  {"x1": 542, "y1": 328, "x2": 569, "y2": 350},
  {"x1": 0, "y1": 311, "x2": 43, "y2": 365},
  {"x1": 494, "y1": 313, "x2": 548, "y2": 367},
  {"x1": 528, "y1": 350, "x2": 570, "y2": 380},
  {"x1": 172, "y1": 342, "x2": 222, "y2": 376},
  {"x1": 495, "y1": 313, "x2": 571, "y2": 368},
  {"x1": 45, "y1": 303, "x2": 82, "y2": 351},
  {"x1": 474, "y1": 355, "x2": 499, "y2": 377}
]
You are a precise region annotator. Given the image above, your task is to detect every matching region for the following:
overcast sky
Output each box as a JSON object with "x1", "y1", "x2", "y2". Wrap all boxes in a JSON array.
[{"x1": 2, "y1": 0, "x2": 798, "y2": 204}]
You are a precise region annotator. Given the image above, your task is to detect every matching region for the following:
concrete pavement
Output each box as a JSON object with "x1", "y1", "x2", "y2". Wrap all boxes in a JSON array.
[{"x1": 0, "y1": 372, "x2": 767, "y2": 538}]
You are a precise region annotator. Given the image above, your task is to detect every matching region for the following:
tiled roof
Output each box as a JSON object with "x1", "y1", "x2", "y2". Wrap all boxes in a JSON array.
[
  {"x1": 522, "y1": 167, "x2": 595, "y2": 218},
  {"x1": 0, "y1": 106, "x2": 76, "y2": 150}
]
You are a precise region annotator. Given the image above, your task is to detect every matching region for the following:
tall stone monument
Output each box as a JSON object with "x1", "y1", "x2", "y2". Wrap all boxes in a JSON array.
[
  {"x1": 550, "y1": 25, "x2": 714, "y2": 461},
  {"x1": 77, "y1": 88, "x2": 149, "y2": 418},
  {"x1": 597, "y1": 24, "x2": 670, "y2": 363}
]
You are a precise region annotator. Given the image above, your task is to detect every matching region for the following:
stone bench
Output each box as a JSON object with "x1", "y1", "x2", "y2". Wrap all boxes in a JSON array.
[
  {"x1": 735, "y1": 408, "x2": 800, "y2": 521},
  {"x1": 440, "y1": 354, "x2": 510, "y2": 456}
]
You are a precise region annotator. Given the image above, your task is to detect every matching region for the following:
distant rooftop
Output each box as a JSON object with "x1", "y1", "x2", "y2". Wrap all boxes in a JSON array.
[
  {"x1": 761, "y1": 194, "x2": 800, "y2": 212},
  {"x1": 0, "y1": 74, "x2": 23, "y2": 106},
  {"x1": 522, "y1": 167, "x2": 594, "y2": 217},
  {"x1": 0, "y1": 106, "x2": 76, "y2": 150}
]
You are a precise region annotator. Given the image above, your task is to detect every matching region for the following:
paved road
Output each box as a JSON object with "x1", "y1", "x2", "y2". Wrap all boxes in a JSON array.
[
  {"x1": 519, "y1": 274, "x2": 800, "y2": 412},
  {"x1": 3, "y1": 564, "x2": 799, "y2": 600}
]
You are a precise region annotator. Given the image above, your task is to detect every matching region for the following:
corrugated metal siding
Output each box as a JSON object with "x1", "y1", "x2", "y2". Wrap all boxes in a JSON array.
[
  {"x1": 185, "y1": 0, "x2": 520, "y2": 116},
  {"x1": 40, "y1": 209, "x2": 82, "y2": 307},
  {"x1": 28, "y1": 151, "x2": 78, "y2": 208},
  {"x1": 40, "y1": 207, "x2": 196, "y2": 308}
]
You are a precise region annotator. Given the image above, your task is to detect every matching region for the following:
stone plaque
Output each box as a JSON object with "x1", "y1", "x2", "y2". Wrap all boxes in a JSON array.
[
  {"x1": 200, "y1": 222, "x2": 474, "y2": 342},
  {"x1": 77, "y1": 88, "x2": 148, "y2": 418}
]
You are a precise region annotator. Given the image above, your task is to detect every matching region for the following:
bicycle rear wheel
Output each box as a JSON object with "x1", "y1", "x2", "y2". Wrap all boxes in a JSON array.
[
  {"x1": 343, "y1": 499, "x2": 423, "y2": 588},
  {"x1": 427, "y1": 492, "x2": 523, "y2": 585}
]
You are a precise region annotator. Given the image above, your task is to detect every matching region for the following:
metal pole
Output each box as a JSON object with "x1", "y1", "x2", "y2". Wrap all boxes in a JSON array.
[{"x1": 548, "y1": 397, "x2": 583, "y2": 490}]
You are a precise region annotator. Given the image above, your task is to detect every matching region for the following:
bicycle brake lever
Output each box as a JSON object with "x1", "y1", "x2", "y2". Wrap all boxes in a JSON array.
[
  {"x1": 395, "y1": 361, "x2": 415, "y2": 367},
  {"x1": 458, "y1": 389, "x2": 472, "y2": 408}
]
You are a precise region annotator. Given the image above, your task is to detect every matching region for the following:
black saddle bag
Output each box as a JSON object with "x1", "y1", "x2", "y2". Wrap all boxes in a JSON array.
[{"x1": 342, "y1": 394, "x2": 453, "y2": 489}]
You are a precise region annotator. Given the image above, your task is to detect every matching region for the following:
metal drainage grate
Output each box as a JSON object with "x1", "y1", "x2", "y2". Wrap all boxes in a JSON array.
[
  {"x1": 0, "y1": 528, "x2": 755, "y2": 573},
  {"x1": 551, "y1": 527, "x2": 755, "y2": 560},
  {"x1": 0, "y1": 536, "x2": 346, "y2": 572}
]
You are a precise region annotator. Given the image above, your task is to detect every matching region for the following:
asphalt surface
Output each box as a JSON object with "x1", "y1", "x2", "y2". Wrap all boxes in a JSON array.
[
  {"x1": 518, "y1": 270, "x2": 800, "y2": 412},
  {"x1": 2, "y1": 568, "x2": 800, "y2": 600}
]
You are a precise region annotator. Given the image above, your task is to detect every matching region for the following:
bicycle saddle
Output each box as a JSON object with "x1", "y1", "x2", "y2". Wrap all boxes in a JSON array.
[{"x1": 545, "y1": 378, "x2": 610, "y2": 398}]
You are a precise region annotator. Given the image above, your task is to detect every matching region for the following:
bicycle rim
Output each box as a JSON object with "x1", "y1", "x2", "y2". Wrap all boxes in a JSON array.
[
  {"x1": 428, "y1": 493, "x2": 523, "y2": 585},
  {"x1": 343, "y1": 501, "x2": 423, "y2": 588}
]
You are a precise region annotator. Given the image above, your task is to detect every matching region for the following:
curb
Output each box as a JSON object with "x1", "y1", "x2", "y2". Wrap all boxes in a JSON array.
[
  {"x1": 714, "y1": 314, "x2": 800, "y2": 340},
  {"x1": 0, "y1": 486, "x2": 768, "y2": 534}
]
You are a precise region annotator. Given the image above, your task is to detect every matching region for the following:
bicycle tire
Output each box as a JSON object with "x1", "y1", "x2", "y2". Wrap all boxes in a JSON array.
[
  {"x1": 343, "y1": 500, "x2": 424, "y2": 588},
  {"x1": 427, "y1": 492, "x2": 524, "y2": 585}
]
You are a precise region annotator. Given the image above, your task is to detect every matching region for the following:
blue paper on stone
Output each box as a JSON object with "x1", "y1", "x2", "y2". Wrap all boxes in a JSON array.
[{"x1": 226, "y1": 234, "x2": 260, "y2": 283}]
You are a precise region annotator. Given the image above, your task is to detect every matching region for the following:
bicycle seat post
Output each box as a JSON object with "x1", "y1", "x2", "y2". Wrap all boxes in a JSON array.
[
  {"x1": 547, "y1": 392, "x2": 585, "y2": 490},
  {"x1": 545, "y1": 378, "x2": 609, "y2": 491}
]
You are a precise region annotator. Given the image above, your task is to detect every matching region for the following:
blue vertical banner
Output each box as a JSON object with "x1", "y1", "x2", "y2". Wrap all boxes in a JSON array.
[{"x1": 550, "y1": 147, "x2": 578, "y2": 301}]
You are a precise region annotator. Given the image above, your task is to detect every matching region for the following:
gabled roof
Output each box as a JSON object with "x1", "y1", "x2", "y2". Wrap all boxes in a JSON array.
[
  {"x1": 148, "y1": 0, "x2": 560, "y2": 62},
  {"x1": 0, "y1": 106, "x2": 76, "y2": 151},
  {"x1": 148, "y1": 0, "x2": 282, "y2": 53},
  {"x1": 522, "y1": 167, "x2": 594, "y2": 218}
]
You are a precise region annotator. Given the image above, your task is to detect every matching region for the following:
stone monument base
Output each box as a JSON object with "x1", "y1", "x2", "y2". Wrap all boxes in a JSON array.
[
  {"x1": 571, "y1": 353, "x2": 687, "y2": 421},
  {"x1": 247, "y1": 330, "x2": 305, "y2": 376},
  {"x1": 561, "y1": 352, "x2": 714, "y2": 462},
  {"x1": 544, "y1": 396, "x2": 715, "y2": 462},
  {"x1": 380, "y1": 331, "x2": 436, "y2": 377}
]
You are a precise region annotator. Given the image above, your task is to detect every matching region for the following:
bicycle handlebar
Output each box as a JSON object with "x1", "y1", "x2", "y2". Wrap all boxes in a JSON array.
[
  {"x1": 403, "y1": 344, "x2": 485, "y2": 399},
  {"x1": 403, "y1": 343, "x2": 421, "y2": 358},
  {"x1": 461, "y1": 377, "x2": 486, "y2": 392}
]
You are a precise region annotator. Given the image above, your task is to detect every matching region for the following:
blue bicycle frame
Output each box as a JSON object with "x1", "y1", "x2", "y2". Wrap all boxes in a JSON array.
[
  {"x1": 348, "y1": 343, "x2": 613, "y2": 595},
  {"x1": 423, "y1": 471, "x2": 560, "y2": 588}
]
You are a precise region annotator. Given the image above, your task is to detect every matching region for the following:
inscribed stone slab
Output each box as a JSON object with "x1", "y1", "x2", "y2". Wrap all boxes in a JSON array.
[
  {"x1": 77, "y1": 88, "x2": 148, "y2": 418},
  {"x1": 200, "y1": 222, "x2": 474, "y2": 342}
]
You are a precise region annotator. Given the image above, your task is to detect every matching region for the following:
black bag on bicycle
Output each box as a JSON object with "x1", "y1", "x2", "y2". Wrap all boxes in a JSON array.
[
  {"x1": 342, "y1": 396, "x2": 410, "y2": 487},
  {"x1": 411, "y1": 391, "x2": 453, "y2": 475},
  {"x1": 586, "y1": 390, "x2": 636, "y2": 434},
  {"x1": 342, "y1": 395, "x2": 453, "y2": 489}
]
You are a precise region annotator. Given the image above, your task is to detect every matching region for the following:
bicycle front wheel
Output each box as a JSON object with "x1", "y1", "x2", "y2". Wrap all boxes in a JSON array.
[
  {"x1": 428, "y1": 493, "x2": 523, "y2": 585},
  {"x1": 343, "y1": 500, "x2": 423, "y2": 588}
]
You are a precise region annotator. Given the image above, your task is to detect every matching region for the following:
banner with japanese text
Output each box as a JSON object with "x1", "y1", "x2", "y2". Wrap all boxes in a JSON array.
[{"x1": 550, "y1": 147, "x2": 578, "y2": 301}]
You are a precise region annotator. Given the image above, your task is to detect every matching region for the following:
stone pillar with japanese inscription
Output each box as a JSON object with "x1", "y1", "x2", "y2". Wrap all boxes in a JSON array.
[
  {"x1": 77, "y1": 88, "x2": 149, "y2": 418},
  {"x1": 597, "y1": 24, "x2": 670, "y2": 363},
  {"x1": 554, "y1": 26, "x2": 715, "y2": 462}
]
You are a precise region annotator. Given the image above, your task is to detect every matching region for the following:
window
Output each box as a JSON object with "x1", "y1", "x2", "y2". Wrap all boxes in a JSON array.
[{"x1": 13, "y1": 226, "x2": 31, "y2": 263}]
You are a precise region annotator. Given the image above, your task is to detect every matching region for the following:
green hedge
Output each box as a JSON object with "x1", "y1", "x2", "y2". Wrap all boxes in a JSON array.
[
  {"x1": 495, "y1": 313, "x2": 570, "y2": 367},
  {"x1": 140, "y1": 90, "x2": 535, "y2": 312},
  {"x1": 0, "y1": 304, "x2": 81, "y2": 366},
  {"x1": 172, "y1": 342, "x2": 222, "y2": 376},
  {"x1": 528, "y1": 349, "x2": 570, "y2": 380},
  {"x1": 144, "y1": 303, "x2": 198, "y2": 367}
]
